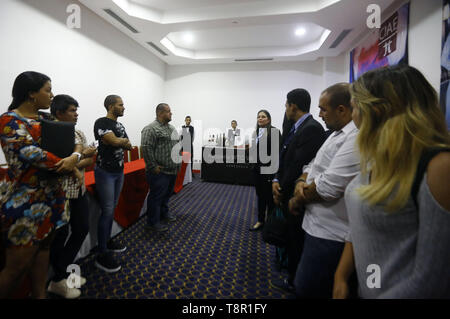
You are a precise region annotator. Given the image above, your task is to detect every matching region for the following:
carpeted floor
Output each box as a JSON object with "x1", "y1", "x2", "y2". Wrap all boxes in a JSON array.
[{"x1": 76, "y1": 177, "x2": 294, "y2": 299}]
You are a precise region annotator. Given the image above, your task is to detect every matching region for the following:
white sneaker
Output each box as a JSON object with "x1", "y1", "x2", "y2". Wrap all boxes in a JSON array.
[
  {"x1": 47, "y1": 279, "x2": 81, "y2": 299},
  {"x1": 68, "y1": 274, "x2": 87, "y2": 287}
]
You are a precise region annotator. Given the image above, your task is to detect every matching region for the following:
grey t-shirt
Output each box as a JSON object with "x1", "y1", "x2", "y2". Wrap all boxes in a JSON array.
[{"x1": 345, "y1": 172, "x2": 450, "y2": 298}]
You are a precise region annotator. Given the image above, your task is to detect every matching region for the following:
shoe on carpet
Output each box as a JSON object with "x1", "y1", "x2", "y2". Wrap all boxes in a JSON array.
[
  {"x1": 249, "y1": 222, "x2": 264, "y2": 231},
  {"x1": 95, "y1": 252, "x2": 121, "y2": 273},
  {"x1": 107, "y1": 241, "x2": 127, "y2": 253},
  {"x1": 145, "y1": 223, "x2": 168, "y2": 232},
  {"x1": 47, "y1": 279, "x2": 81, "y2": 299},
  {"x1": 162, "y1": 215, "x2": 177, "y2": 223},
  {"x1": 67, "y1": 274, "x2": 87, "y2": 287},
  {"x1": 270, "y1": 278, "x2": 295, "y2": 294}
]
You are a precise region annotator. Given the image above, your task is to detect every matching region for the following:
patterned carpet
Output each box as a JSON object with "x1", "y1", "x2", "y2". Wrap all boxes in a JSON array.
[{"x1": 77, "y1": 177, "x2": 294, "y2": 299}]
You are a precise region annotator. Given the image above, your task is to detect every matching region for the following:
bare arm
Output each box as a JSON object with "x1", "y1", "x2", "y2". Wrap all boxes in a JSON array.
[
  {"x1": 102, "y1": 132, "x2": 132, "y2": 150},
  {"x1": 333, "y1": 241, "x2": 355, "y2": 299}
]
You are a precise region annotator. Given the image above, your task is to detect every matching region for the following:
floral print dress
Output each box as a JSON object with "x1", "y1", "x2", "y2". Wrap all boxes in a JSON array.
[{"x1": 0, "y1": 111, "x2": 69, "y2": 247}]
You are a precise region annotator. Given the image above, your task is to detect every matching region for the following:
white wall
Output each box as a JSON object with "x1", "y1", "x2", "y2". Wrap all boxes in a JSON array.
[
  {"x1": 0, "y1": 0, "x2": 166, "y2": 163},
  {"x1": 164, "y1": 60, "x2": 330, "y2": 166},
  {"x1": 408, "y1": 0, "x2": 442, "y2": 93}
]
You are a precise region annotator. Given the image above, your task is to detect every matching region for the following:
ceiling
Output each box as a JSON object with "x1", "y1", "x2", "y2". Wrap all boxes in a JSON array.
[{"x1": 79, "y1": 0, "x2": 399, "y2": 65}]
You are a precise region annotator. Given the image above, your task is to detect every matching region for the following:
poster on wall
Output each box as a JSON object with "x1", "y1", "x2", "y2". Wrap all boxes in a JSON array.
[
  {"x1": 441, "y1": 0, "x2": 450, "y2": 130},
  {"x1": 350, "y1": 2, "x2": 409, "y2": 82}
]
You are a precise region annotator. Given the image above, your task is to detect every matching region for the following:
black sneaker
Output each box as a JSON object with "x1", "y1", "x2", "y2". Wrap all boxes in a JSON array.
[
  {"x1": 270, "y1": 278, "x2": 295, "y2": 294},
  {"x1": 95, "y1": 252, "x2": 121, "y2": 273},
  {"x1": 144, "y1": 223, "x2": 168, "y2": 232},
  {"x1": 162, "y1": 215, "x2": 176, "y2": 223},
  {"x1": 107, "y1": 241, "x2": 127, "y2": 253}
]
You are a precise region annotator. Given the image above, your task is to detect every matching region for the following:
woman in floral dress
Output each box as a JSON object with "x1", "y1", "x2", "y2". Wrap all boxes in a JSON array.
[{"x1": 0, "y1": 71, "x2": 79, "y2": 298}]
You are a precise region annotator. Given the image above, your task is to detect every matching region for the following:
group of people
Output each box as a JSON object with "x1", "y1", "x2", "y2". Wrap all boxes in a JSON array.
[
  {"x1": 0, "y1": 72, "x2": 187, "y2": 299},
  {"x1": 0, "y1": 63, "x2": 449, "y2": 300},
  {"x1": 249, "y1": 65, "x2": 450, "y2": 298}
]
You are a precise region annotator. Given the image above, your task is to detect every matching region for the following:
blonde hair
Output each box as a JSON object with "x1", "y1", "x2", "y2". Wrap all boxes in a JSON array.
[{"x1": 350, "y1": 65, "x2": 450, "y2": 212}]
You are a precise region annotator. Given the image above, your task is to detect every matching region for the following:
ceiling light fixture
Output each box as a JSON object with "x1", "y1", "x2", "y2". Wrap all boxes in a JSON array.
[
  {"x1": 184, "y1": 33, "x2": 194, "y2": 43},
  {"x1": 295, "y1": 28, "x2": 306, "y2": 36}
]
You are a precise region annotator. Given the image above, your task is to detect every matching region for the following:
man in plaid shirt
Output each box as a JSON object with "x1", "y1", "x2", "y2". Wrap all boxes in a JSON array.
[
  {"x1": 47, "y1": 95, "x2": 96, "y2": 299},
  {"x1": 141, "y1": 103, "x2": 181, "y2": 232}
]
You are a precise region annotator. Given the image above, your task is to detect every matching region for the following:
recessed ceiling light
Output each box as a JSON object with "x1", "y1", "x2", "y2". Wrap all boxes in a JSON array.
[
  {"x1": 295, "y1": 28, "x2": 306, "y2": 36},
  {"x1": 184, "y1": 33, "x2": 194, "y2": 43}
]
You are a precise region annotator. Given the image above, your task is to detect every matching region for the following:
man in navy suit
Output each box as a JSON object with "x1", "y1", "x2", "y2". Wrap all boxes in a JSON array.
[{"x1": 271, "y1": 88, "x2": 327, "y2": 293}]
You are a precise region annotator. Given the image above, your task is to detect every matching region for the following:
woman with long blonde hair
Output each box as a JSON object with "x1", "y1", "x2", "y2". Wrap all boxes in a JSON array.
[{"x1": 333, "y1": 65, "x2": 450, "y2": 298}]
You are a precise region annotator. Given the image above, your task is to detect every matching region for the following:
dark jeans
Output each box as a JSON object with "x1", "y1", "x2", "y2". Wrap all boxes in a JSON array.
[
  {"x1": 280, "y1": 198, "x2": 305, "y2": 284},
  {"x1": 254, "y1": 172, "x2": 274, "y2": 223},
  {"x1": 293, "y1": 232, "x2": 345, "y2": 298},
  {"x1": 146, "y1": 172, "x2": 176, "y2": 226},
  {"x1": 94, "y1": 166, "x2": 124, "y2": 253},
  {"x1": 50, "y1": 191, "x2": 90, "y2": 281}
]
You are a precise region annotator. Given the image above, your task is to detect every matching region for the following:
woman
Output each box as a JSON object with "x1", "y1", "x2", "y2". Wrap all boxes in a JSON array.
[
  {"x1": 249, "y1": 110, "x2": 281, "y2": 231},
  {"x1": 333, "y1": 65, "x2": 450, "y2": 298},
  {"x1": 0, "y1": 71, "x2": 79, "y2": 298}
]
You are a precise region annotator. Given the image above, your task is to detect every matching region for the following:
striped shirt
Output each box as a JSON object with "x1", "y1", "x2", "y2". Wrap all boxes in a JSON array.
[{"x1": 141, "y1": 120, "x2": 181, "y2": 175}]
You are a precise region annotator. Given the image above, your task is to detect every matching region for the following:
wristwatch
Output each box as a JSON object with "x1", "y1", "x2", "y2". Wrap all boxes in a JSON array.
[{"x1": 72, "y1": 152, "x2": 82, "y2": 162}]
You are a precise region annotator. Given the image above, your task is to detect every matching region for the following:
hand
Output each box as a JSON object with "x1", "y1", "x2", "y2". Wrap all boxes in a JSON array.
[
  {"x1": 332, "y1": 277, "x2": 350, "y2": 299},
  {"x1": 272, "y1": 182, "x2": 282, "y2": 206},
  {"x1": 288, "y1": 197, "x2": 303, "y2": 216},
  {"x1": 72, "y1": 167, "x2": 83, "y2": 186},
  {"x1": 82, "y1": 146, "x2": 97, "y2": 158},
  {"x1": 153, "y1": 166, "x2": 162, "y2": 174},
  {"x1": 55, "y1": 154, "x2": 78, "y2": 173},
  {"x1": 124, "y1": 140, "x2": 132, "y2": 150},
  {"x1": 294, "y1": 180, "x2": 307, "y2": 199}
]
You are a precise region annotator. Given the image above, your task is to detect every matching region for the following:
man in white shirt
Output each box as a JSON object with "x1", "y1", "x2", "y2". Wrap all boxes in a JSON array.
[
  {"x1": 227, "y1": 120, "x2": 241, "y2": 146},
  {"x1": 288, "y1": 83, "x2": 360, "y2": 298}
]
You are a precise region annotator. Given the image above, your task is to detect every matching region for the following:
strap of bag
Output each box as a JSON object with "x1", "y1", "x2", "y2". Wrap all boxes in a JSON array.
[{"x1": 411, "y1": 147, "x2": 450, "y2": 208}]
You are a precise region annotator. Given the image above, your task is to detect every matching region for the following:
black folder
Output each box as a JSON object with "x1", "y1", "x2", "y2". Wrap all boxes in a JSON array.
[{"x1": 40, "y1": 118, "x2": 75, "y2": 158}]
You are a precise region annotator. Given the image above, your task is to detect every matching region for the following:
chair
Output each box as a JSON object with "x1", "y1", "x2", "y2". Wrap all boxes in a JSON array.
[{"x1": 130, "y1": 146, "x2": 139, "y2": 161}]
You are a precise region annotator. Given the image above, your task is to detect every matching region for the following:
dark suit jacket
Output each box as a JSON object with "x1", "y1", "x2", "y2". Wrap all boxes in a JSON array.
[
  {"x1": 253, "y1": 126, "x2": 282, "y2": 175},
  {"x1": 275, "y1": 115, "x2": 326, "y2": 204}
]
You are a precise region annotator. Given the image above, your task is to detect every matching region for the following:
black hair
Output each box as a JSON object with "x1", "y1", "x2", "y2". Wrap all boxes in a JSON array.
[
  {"x1": 8, "y1": 71, "x2": 51, "y2": 111},
  {"x1": 185, "y1": 115, "x2": 191, "y2": 119},
  {"x1": 286, "y1": 88, "x2": 311, "y2": 113},
  {"x1": 322, "y1": 83, "x2": 351, "y2": 109},
  {"x1": 255, "y1": 109, "x2": 273, "y2": 133},
  {"x1": 156, "y1": 103, "x2": 169, "y2": 115},
  {"x1": 50, "y1": 94, "x2": 79, "y2": 116},
  {"x1": 104, "y1": 95, "x2": 121, "y2": 111}
]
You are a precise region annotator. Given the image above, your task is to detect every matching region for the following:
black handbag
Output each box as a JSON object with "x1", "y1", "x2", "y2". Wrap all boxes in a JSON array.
[{"x1": 262, "y1": 206, "x2": 288, "y2": 247}]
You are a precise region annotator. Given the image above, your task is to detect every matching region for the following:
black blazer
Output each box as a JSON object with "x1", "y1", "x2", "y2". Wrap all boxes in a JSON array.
[
  {"x1": 253, "y1": 126, "x2": 282, "y2": 174},
  {"x1": 275, "y1": 115, "x2": 326, "y2": 202}
]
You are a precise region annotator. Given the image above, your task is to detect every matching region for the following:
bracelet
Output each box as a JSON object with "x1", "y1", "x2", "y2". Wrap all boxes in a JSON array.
[
  {"x1": 72, "y1": 152, "x2": 82, "y2": 163},
  {"x1": 298, "y1": 178, "x2": 306, "y2": 183}
]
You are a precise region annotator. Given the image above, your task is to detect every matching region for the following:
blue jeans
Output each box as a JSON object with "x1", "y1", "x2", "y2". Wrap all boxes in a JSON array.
[
  {"x1": 94, "y1": 166, "x2": 124, "y2": 253},
  {"x1": 293, "y1": 232, "x2": 345, "y2": 298},
  {"x1": 146, "y1": 172, "x2": 176, "y2": 226}
]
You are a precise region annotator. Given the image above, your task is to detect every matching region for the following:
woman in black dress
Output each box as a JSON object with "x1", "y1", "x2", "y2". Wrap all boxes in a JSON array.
[{"x1": 250, "y1": 110, "x2": 281, "y2": 231}]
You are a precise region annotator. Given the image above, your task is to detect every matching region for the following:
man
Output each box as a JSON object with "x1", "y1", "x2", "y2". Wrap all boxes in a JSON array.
[
  {"x1": 141, "y1": 103, "x2": 181, "y2": 232},
  {"x1": 289, "y1": 83, "x2": 360, "y2": 298},
  {"x1": 270, "y1": 89, "x2": 326, "y2": 292},
  {"x1": 47, "y1": 94, "x2": 96, "y2": 298},
  {"x1": 93, "y1": 95, "x2": 132, "y2": 273},
  {"x1": 227, "y1": 120, "x2": 240, "y2": 146},
  {"x1": 181, "y1": 115, "x2": 194, "y2": 173}
]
